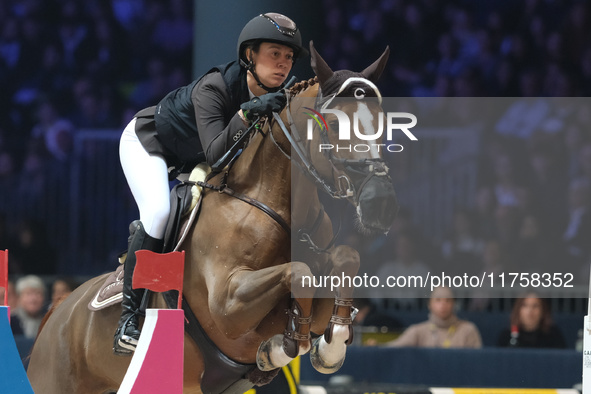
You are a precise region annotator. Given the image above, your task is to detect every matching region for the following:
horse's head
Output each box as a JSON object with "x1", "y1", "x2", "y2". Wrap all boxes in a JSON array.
[{"x1": 290, "y1": 42, "x2": 399, "y2": 234}]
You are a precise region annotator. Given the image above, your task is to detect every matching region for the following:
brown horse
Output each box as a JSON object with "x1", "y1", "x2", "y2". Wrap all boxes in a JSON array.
[{"x1": 27, "y1": 43, "x2": 398, "y2": 394}]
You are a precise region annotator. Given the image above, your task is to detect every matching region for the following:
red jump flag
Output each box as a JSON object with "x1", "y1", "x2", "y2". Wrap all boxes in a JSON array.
[
  {"x1": 133, "y1": 250, "x2": 185, "y2": 309},
  {"x1": 0, "y1": 250, "x2": 7, "y2": 306}
]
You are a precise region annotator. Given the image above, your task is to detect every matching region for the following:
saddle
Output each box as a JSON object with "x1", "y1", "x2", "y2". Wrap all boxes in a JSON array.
[{"x1": 88, "y1": 163, "x2": 209, "y2": 312}]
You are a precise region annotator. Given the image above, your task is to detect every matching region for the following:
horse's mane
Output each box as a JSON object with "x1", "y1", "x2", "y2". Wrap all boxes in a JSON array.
[{"x1": 288, "y1": 77, "x2": 318, "y2": 96}]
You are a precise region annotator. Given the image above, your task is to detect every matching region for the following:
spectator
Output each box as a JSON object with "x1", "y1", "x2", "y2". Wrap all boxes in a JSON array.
[
  {"x1": 383, "y1": 287, "x2": 482, "y2": 349},
  {"x1": 426, "y1": 33, "x2": 464, "y2": 80},
  {"x1": 509, "y1": 214, "x2": 552, "y2": 273},
  {"x1": 577, "y1": 143, "x2": 591, "y2": 183},
  {"x1": 473, "y1": 185, "x2": 498, "y2": 240},
  {"x1": 50, "y1": 277, "x2": 79, "y2": 308},
  {"x1": 353, "y1": 298, "x2": 403, "y2": 332},
  {"x1": 12, "y1": 275, "x2": 47, "y2": 339},
  {"x1": 469, "y1": 239, "x2": 506, "y2": 311},
  {"x1": 497, "y1": 292, "x2": 566, "y2": 349},
  {"x1": 562, "y1": 178, "x2": 591, "y2": 271},
  {"x1": 563, "y1": 122, "x2": 588, "y2": 180},
  {"x1": 0, "y1": 150, "x2": 17, "y2": 200},
  {"x1": 1, "y1": 279, "x2": 23, "y2": 335},
  {"x1": 494, "y1": 205, "x2": 525, "y2": 252},
  {"x1": 30, "y1": 100, "x2": 74, "y2": 162},
  {"x1": 441, "y1": 209, "x2": 485, "y2": 275},
  {"x1": 151, "y1": 0, "x2": 192, "y2": 63},
  {"x1": 373, "y1": 232, "x2": 431, "y2": 307},
  {"x1": 489, "y1": 153, "x2": 525, "y2": 209},
  {"x1": 0, "y1": 18, "x2": 21, "y2": 75},
  {"x1": 127, "y1": 55, "x2": 171, "y2": 109},
  {"x1": 9, "y1": 219, "x2": 57, "y2": 275}
]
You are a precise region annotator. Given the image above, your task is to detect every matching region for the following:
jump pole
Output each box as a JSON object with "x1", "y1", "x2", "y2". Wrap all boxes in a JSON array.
[
  {"x1": 118, "y1": 250, "x2": 185, "y2": 394},
  {"x1": 583, "y1": 267, "x2": 591, "y2": 394},
  {"x1": 0, "y1": 249, "x2": 34, "y2": 394}
]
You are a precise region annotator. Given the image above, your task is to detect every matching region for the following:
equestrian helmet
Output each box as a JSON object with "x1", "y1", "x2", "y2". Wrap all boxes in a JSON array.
[{"x1": 237, "y1": 13, "x2": 308, "y2": 65}]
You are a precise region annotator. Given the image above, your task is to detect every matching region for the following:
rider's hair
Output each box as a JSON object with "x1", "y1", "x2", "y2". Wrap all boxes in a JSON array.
[{"x1": 243, "y1": 41, "x2": 261, "y2": 63}]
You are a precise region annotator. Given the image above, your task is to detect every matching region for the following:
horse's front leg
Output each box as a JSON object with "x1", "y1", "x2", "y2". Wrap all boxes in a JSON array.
[
  {"x1": 210, "y1": 261, "x2": 315, "y2": 371},
  {"x1": 255, "y1": 261, "x2": 316, "y2": 371},
  {"x1": 311, "y1": 245, "x2": 360, "y2": 374}
]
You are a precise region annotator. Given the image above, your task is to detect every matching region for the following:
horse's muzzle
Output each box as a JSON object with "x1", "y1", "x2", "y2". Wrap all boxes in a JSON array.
[{"x1": 356, "y1": 176, "x2": 398, "y2": 233}]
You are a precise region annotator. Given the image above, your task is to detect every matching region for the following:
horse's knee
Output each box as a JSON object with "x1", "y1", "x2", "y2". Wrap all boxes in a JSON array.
[
  {"x1": 330, "y1": 245, "x2": 360, "y2": 275},
  {"x1": 288, "y1": 261, "x2": 315, "y2": 297},
  {"x1": 288, "y1": 261, "x2": 313, "y2": 281}
]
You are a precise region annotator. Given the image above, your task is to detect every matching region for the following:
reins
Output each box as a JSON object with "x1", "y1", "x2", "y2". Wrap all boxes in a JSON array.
[
  {"x1": 196, "y1": 176, "x2": 291, "y2": 236},
  {"x1": 199, "y1": 80, "x2": 390, "y2": 254}
]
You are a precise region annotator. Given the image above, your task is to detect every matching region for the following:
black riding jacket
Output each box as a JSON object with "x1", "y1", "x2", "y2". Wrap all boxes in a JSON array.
[{"x1": 138, "y1": 61, "x2": 251, "y2": 170}]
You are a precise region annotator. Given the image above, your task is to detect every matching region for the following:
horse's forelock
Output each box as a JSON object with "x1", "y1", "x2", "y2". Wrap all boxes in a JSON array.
[{"x1": 320, "y1": 70, "x2": 361, "y2": 97}]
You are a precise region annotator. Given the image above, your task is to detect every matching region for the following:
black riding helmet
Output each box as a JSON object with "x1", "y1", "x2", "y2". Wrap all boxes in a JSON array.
[
  {"x1": 238, "y1": 13, "x2": 308, "y2": 64},
  {"x1": 237, "y1": 13, "x2": 308, "y2": 91}
]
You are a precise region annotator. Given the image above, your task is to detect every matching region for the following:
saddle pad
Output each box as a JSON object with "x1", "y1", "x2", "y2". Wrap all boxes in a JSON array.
[
  {"x1": 88, "y1": 163, "x2": 210, "y2": 312},
  {"x1": 88, "y1": 265, "x2": 124, "y2": 311}
]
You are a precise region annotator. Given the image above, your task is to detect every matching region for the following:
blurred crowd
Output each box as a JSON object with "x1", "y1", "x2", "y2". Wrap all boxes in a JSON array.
[
  {"x1": 318, "y1": 0, "x2": 591, "y2": 97},
  {"x1": 355, "y1": 288, "x2": 570, "y2": 350},
  {"x1": 319, "y1": 0, "x2": 591, "y2": 299},
  {"x1": 1, "y1": 275, "x2": 79, "y2": 339},
  {"x1": 0, "y1": 0, "x2": 192, "y2": 169},
  {"x1": 0, "y1": 0, "x2": 193, "y2": 274}
]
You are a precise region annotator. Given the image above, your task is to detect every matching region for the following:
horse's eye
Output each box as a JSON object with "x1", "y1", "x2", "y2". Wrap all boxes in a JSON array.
[{"x1": 328, "y1": 120, "x2": 339, "y2": 130}]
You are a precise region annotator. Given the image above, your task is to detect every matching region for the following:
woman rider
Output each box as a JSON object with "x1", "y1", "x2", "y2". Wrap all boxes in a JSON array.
[{"x1": 114, "y1": 12, "x2": 308, "y2": 355}]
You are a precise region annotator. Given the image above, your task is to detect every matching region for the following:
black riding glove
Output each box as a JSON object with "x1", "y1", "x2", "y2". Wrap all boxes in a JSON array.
[{"x1": 240, "y1": 91, "x2": 287, "y2": 121}]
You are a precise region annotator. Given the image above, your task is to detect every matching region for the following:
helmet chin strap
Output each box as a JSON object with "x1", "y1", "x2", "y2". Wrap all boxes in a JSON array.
[{"x1": 241, "y1": 59, "x2": 284, "y2": 93}]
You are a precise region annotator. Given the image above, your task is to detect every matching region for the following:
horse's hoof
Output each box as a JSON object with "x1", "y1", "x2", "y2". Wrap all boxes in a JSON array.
[
  {"x1": 256, "y1": 339, "x2": 276, "y2": 371},
  {"x1": 310, "y1": 337, "x2": 345, "y2": 374},
  {"x1": 257, "y1": 334, "x2": 293, "y2": 371}
]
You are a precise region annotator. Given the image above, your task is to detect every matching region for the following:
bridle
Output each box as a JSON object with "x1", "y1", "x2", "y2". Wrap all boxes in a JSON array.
[{"x1": 270, "y1": 85, "x2": 391, "y2": 206}]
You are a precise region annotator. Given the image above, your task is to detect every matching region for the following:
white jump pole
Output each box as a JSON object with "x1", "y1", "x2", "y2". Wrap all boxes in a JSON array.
[{"x1": 582, "y1": 267, "x2": 591, "y2": 394}]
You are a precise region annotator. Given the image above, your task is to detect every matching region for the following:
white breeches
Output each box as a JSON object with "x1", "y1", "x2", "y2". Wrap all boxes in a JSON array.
[{"x1": 119, "y1": 118, "x2": 170, "y2": 239}]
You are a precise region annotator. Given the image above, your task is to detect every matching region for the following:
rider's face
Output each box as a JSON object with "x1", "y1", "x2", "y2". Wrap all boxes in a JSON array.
[{"x1": 249, "y1": 42, "x2": 294, "y2": 88}]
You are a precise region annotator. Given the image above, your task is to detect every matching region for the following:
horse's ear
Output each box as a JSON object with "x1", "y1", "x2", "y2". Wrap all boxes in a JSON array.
[
  {"x1": 360, "y1": 46, "x2": 390, "y2": 83},
  {"x1": 310, "y1": 41, "x2": 334, "y2": 86}
]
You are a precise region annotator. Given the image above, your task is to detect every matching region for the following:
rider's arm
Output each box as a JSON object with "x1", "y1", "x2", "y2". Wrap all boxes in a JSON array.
[{"x1": 192, "y1": 72, "x2": 248, "y2": 167}]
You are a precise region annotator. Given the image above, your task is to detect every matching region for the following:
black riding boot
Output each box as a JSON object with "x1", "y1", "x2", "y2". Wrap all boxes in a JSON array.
[{"x1": 113, "y1": 221, "x2": 163, "y2": 355}]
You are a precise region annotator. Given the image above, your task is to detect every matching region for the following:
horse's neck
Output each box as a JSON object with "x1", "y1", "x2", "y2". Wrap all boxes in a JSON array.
[
  {"x1": 287, "y1": 84, "x2": 324, "y2": 229},
  {"x1": 291, "y1": 169, "x2": 322, "y2": 230},
  {"x1": 228, "y1": 83, "x2": 323, "y2": 229},
  {"x1": 228, "y1": 119, "x2": 292, "y2": 214}
]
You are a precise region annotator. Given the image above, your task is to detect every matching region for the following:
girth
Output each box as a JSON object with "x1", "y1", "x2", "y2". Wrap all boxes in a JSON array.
[{"x1": 162, "y1": 292, "x2": 259, "y2": 394}]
